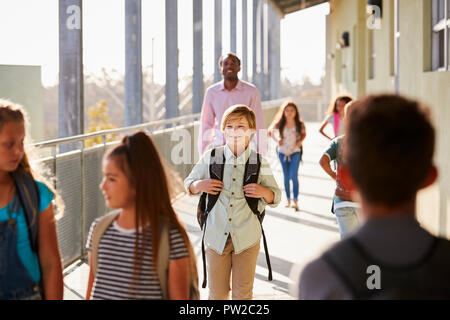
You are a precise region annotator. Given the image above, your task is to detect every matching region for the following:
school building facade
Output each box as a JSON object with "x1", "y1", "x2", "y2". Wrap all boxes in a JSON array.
[{"x1": 323, "y1": 0, "x2": 450, "y2": 237}]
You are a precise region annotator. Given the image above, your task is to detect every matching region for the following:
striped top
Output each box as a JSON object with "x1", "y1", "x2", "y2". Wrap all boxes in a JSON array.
[{"x1": 86, "y1": 218, "x2": 189, "y2": 300}]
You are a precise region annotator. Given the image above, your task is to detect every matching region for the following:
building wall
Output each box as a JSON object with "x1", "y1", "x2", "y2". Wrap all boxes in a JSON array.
[
  {"x1": 329, "y1": 0, "x2": 358, "y2": 98},
  {"x1": 327, "y1": 0, "x2": 450, "y2": 237},
  {"x1": 0, "y1": 65, "x2": 45, "y2": 142}
]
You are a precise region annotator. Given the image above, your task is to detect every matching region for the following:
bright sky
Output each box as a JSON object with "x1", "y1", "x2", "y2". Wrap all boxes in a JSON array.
[{"x1": 0, "y1": 0, "x2": 329, "y2": 87}]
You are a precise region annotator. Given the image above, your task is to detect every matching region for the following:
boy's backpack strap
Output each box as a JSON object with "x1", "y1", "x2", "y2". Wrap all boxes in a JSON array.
[
  {"x1": 157, "y1": 218, "x2": 170, "y2": 299},
  {"x1": 199, "y1": 147, "x2": 226, "y2": 288},
  {"x1": 243, "y1": 150, "x2": 264, "y2": 221},
  {"x1": 91, "y1": 210, "x2": 121, "y2": 276},
  {"x1": 206, "y1": 147, "x2": 226, "y2": 214},
  {"x1": 196, "y1": 147, "x2": 226, "y2": 230},
  {"x1": 243, "y1": 151, "x2": 272, "y2": 282},
  {"x1": 12, "y1": 171, "x2": 40, "y2": 253}
]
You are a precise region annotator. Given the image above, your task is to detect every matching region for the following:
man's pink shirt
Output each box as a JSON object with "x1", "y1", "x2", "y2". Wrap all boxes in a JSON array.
[{"x1": 198, "y1": 80, "x2": 265, "y2": 156}]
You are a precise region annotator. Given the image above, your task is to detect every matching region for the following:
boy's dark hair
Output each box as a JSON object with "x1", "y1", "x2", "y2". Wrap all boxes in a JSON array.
[{"x1": 344, "y1": 94, "x2": 435, "y2": 206}]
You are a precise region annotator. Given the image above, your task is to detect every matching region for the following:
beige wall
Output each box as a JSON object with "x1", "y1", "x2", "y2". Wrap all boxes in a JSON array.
[
  {"x1": 366, "y1": 0, "x2": 396, "y2": 93},
  {"x1": 329, "y1": 0, "x2": 358, "y2": 98},
  {"x1": 399, "y1": 0, "x2": 450, "y2": 238},
  {"x1": 328, "y1": 0, "x2": 450, "y2": 238}
]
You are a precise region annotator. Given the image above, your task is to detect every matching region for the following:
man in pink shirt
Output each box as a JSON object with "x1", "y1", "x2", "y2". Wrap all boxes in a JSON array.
[{"x1": 198, "y1": 53, "x2": 265, "y2": 156}]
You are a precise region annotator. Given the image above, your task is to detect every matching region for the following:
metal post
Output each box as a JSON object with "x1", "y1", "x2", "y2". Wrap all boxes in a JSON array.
[
  {"x1": 252, "y1": 0, "x2": 259, "y2": 88},
  {"x1": 230, "y1": 0, "x2": 237, "y2": 53},
  {"x1": 260, "y1": 0, "x2": 267, "y2": 100},
  {"x1": 59, "y1": 0, "x2": 84, "y2": 152},
  {"x1": 193, "y1": 0, "x2": 203, "y2": 114},
  {"x1": 394, "y1": 0, "x2": 400, "y2": 95},
  {"x1": 268, "y1": 3, "x2": 280, "y2": 100},
  {"x1": 150, "y1": 37, "x2": 155, "y2": 121},
  {"x1": 125, "y1": 0, "x2": 143, "y2": 126},
  {"x1": 214, "y1": 0, "x2": 223, "y2": 83},
  {"x1": 166, "y1": 0, "x2": 179, "y2": 120},
  {"x1": 242, "y1": 0, "x2": 248, "y2": 81}
]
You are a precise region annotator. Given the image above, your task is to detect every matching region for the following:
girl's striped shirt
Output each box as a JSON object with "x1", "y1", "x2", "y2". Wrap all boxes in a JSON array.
[{"x1": 86, "y1": 217, "x2": 189, "y2": 300}]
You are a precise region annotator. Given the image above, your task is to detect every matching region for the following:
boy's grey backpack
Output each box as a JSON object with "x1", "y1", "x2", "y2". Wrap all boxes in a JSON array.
[
  {"x1": 90, "y1": 211, "x2": 199, "y2": 300},
  {"x1": 196, "y1": 146, "x2": 272, "y2": 289},
  {"x1": 322, "y1": 236, "x2": 450, "y2": 299}
]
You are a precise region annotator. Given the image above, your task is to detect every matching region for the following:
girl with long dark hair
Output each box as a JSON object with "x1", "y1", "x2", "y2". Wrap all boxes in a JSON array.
[
  {"x1": 85, "y1": 131, "x2": 197, "y2": 299},
  {"x1": 269, "y1": 101, "x2": 306, "y2": 211}
]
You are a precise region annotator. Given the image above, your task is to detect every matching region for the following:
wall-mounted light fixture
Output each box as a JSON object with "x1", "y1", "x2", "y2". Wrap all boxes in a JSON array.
[{"x1": 339, "y1": 31, "x2": 350, "y2": 48}]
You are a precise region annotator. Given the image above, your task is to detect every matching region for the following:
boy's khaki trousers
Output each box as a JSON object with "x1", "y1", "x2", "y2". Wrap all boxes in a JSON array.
[{"x1": 206, "y1": 236, "x2": 260, "y2": 300}]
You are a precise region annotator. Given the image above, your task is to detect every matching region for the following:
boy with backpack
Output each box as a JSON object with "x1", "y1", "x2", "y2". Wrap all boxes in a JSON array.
[
  {"x1": 298, "y1": 94, "x2": 450, "y2": 299},
  {"x1": 185, "y1": 104, "x2": 281, "y2": 300}
]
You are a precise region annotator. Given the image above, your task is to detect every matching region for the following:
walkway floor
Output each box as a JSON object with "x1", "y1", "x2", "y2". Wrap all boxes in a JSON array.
[{"x1": 62, "y1": 122, "x2": 340, "y2": 300}]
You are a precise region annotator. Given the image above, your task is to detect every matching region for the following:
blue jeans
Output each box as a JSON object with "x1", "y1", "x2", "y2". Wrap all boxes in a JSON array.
[
  {"x1": 334, "y1": 206, "x2": 359, "y2": 239},
  {"x1": 278, "y1": 151, "x2": 301, "y2": 201}
]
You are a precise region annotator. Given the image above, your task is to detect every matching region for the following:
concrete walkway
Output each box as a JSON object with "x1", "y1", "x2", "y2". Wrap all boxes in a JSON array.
[{"x1": 62, "y1": 122, "x2": 341, "y2": 300}]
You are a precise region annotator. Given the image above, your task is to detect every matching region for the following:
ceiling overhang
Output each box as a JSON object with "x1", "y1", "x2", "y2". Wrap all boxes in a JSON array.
[{"x1": 268, "y1": 0, "x2": 329, "y2": 18}]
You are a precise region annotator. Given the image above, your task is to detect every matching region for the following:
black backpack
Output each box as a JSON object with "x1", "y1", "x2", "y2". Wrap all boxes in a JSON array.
[
  {"x1": 322, "y1": 236, "x2": 450, "y2": 299},
  {"x1": 197, "y1": 147, "x2": 272, "y2": 288}
]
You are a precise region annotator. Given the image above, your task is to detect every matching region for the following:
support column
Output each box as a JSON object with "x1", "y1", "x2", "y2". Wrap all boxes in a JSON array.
[
  {"x1": 252, "y1": 0, "x2": 259, "y2": 89},
  {"x1": 242, "y1": 0, "x2": 248, "y2": 81},
  {"x1": 230, "y1": 0, "x2": 237, "y2": 53},
  {"x1": 59, "y1": 0, "x2": 83, "y2": 151},
  {"x1": 214, "y1": 0, "x2": 222, "y2": 83},
  {"x1": 259, "y1": 0, "x2": 267, "y2": 100},
  {"x1": 125, "y1": 0, "x2": 142, "y2": 126},
  {"x1": 193, "y1": 0, "x2": 203, "y2": 114},
  {"x1": 166, "y1": 0, "x2": 179, "y2": 119},
  {"x1": 268, "y1": 3, "x2": 280, "y2": 100},
  {"x1": 356, "y1": 0, "x2": 367, "y2": 98}
]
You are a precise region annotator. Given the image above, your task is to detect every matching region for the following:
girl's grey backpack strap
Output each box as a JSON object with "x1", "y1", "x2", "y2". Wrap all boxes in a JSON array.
[
  {"x1": 157, "y1": 218, "x2": 170, "y2": 299},
  {"x1": 90, "y1": 210, "x2": 121, "y2": 276}
]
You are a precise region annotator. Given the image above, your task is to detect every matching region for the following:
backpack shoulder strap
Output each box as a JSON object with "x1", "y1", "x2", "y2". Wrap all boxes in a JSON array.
[
  {"x1": 186, "y1": 239, "x2": 200, "y2": 299},
  {"x1": 12, "y1": 171, "x2": 40, "y2": 253},
  {"x1": 157, "y1": 218, "x2": 170, "y2": 299},
  {"x1": 158, "y1": 219, "x2": 200, "y2": 300},
  {"x1": 206, "y1": 147, "x2": 226, "y2": 214},
  {"x1": 243, "y1": 151, "x2": 273, "y2": 281},
  {"x1": 243, "y1": 150, "x2": 262, "y2": 216},
  {"x1": 199, "y1": 147, "x2": 226, "y2": 289},
  {"x1": 91, "y1": 210, "x2": 121, "y2": 276}
]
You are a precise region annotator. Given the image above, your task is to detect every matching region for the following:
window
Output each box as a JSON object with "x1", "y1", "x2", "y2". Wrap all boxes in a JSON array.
[{"x1": 432, "y1": 0, "x2": 450, "y2": 71}]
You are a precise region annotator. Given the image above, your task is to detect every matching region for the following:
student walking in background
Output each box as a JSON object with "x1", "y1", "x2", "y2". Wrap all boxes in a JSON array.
[
  {"x1": 319, "y1": 95, "x2": 352, "y2": 141},
  {"x1": 0, "y1": 99, "x2": 63, "y2": 300},
  {"x1": 319, "y1": 100, "x2": 359, "y2": 238},
  {"x1": 85, "y1": 131, "x2": 198, "y2": 300},
  {"x1": 185, "y1": 105, "x2": 281, "y2": 300},
  {"x1": 268, "y1": 101, "x2": 306, "y2": 211}
]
